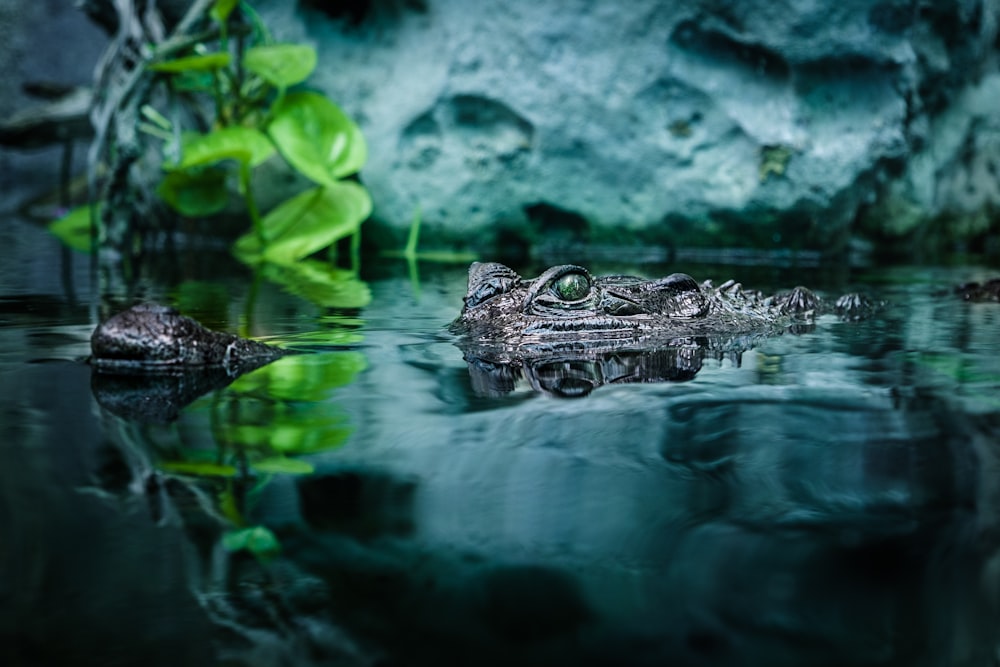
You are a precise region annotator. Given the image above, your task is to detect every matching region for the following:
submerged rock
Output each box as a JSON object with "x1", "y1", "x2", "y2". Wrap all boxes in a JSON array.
[
  {"x1": 91, "y1": 303, "x2": 286, "y2": 372},
  {"x1": 90, "y1": 303, "x2": 290, "y2": 422}
]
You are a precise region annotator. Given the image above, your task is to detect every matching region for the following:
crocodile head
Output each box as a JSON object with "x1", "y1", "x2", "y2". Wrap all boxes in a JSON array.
[
  {"x1": 449, "y1": 262, "x2": 739, "y2": 343},
  {"x1": 450, "y1": 262, "x2": 883, "y2": 393}
]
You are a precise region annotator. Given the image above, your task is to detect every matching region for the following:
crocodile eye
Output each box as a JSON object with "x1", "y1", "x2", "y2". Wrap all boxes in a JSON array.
[
  {"x1": 553, "y1": 272, "x2": 591, "y2": 301},
  {"x1": 521, "y1": 264, "x2": 594, "y2": 314}
]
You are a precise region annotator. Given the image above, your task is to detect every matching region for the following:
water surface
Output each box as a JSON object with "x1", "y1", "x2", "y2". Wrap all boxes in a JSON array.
[{"x1": 2, "y1": 218, "x2": 1000, "y2": 666}]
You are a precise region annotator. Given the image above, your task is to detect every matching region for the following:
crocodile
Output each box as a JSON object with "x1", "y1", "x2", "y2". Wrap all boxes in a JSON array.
[
  {"x1": 450, "y1": 262, "x2": 877, "y2": 352},
  {"x1": 448, "y1": 262, "x2": 884, "y2": 395}
]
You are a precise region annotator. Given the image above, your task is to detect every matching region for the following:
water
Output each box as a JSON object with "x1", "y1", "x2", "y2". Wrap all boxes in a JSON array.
[{"x1": 2, "y1": 216, "x2": 1000, "y2": 666}]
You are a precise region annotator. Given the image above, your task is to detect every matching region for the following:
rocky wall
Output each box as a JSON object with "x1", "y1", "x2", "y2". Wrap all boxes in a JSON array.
[{"x1": 255, "y1": 0, "x2": 1000, "y2": 257}]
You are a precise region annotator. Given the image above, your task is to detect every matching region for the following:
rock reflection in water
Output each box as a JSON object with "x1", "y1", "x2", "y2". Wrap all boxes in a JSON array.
[{"x1": 91, "y1": 365, "x2": 251, "y2": 422}]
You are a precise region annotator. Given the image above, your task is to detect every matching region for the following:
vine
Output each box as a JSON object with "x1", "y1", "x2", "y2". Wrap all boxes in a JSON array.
[{"x1": 56, "y1": 0, "x2": 371, "y2": 307}]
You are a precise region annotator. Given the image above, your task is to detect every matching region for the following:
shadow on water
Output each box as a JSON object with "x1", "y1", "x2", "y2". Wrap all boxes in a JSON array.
[{"x1": 3, "y1": 247, "x2": 1000, "y2": 665}]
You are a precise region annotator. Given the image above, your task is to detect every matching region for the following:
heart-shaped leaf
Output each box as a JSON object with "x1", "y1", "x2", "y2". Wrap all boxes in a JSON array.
[
  {"x1": 49, "y1": 206, "x2": 94, "y2": 252},
  {"x1": 245, "y1": 44, "x2": 317, "y2": 88},
  {"x1": 223, "y1": 526, "x2": 281, "y2": 558},
  {"x1": 235, "y1": 183, "x2": 371, "y2": 264},
  {"x1": 267, "y1": 91, "x2": 367, "y2": 186},
  {"x1": 169, "y1": 127, "x2": 275, "y2": 170},
  {"x1": 210, "y1": 0, "x2": 240, "y2": 23},
  {"x1": 157, "y1": 168, "x2": 230, "y2": 216}
]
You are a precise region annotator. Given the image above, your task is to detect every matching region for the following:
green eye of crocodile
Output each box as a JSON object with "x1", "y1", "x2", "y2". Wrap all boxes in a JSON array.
[{"x1": 553, "y1": 272, "x2": 591, "y2": 301}]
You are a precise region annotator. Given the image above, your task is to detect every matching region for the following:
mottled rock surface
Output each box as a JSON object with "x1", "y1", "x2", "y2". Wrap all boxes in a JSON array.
[
  {"x1": 0, "y1": 0, "x2": 106, "y2": 212},
  {"x1": 91, "y1": 303, "x2": 286, "y2": 371},
  {"x1": 89, "y1": 303, "x2": 291, "y2": 421},
  {"x1": 255, "y1": 0, "x2": 1000, "y2": 255}
]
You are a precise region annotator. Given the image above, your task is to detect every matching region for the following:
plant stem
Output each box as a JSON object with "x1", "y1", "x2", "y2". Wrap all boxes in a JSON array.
[
  {"x1": 240, "y1": 161, "x2": 264, "y2": 244},
  {"x1": 404, "y1": 206, "x2": 422, "y2": 298},
  {"x1": 350, "y1": 228, "x2": 361, "y2": 273},
  {"x1": 242, "y1": 269, "x2": 262, "y2": 338},
  {"x1": 176, "y1": 0, "x2": 217, "y2": 35},
  {"x1": 211, "y1": 69, "x2": 228, "y2": 125},
  {"x1": 404, "y1": 205, "x2": 421, "y2": 260}
]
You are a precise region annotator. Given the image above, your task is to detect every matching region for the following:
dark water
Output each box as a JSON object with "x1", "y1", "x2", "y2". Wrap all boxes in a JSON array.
[{"x1": 3, "y1": 216, "x2": 1000, "y2": 666}]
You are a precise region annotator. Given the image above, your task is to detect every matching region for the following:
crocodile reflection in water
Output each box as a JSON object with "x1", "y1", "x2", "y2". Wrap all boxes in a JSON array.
[
  {"x1": 451, "y1": 262, "x2": 879, "y2": 396},
  {"x1": 464, "y1": 345, "x2": 723, "y2": 397}
]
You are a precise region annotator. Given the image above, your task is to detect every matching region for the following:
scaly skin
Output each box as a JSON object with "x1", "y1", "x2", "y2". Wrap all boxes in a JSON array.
[{"x1": 450, "y1": 262, "x2": 875, "y2": 348}]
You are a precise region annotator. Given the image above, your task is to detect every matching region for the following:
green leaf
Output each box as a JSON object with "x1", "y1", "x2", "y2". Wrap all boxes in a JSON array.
[
  {"x1": 49, "y1": 206, "x2": 93, "y2": 252},
  {"x1": 263, "y1": 184, "x2": 371, "y2": 263},
  {"x1": 169, "y1": 127, "x2": 275, "y2": 170},
  {"x1": 218, "y1": 487, "x2": 243, "y2": 525},
  {"x1": 159, "y1": 461, "x2": 238, "y2": 477},
  {"x1": 210, "y1": 0, "x2": 240, "y2": 23},
  {"x1": 247, "y1": 527, "x2": 281, "y2": 557},
  {"x1": 222, "y1": 529, "x2": 250, "y2": 551},
  {"x1": 149, "y1": 52, "x2": 231, "y2": 73},
  {"x1": 157, "y1": 168, "x2": 230, "y2": 216},
  {"x1": 251, "y1": 457, "x2": 315, "y2": 475},
  {"x1": 171, "y1": 70, "x2": 216, "y2": 93},
  {"x1": 267, "y1": 91, "x2": 367, "y2": 185},
  {"x1": 245, "y1": 44, "x2": 317, "y2": 88},
  {"x1": 223, "y1": 526, "x2": 281, "y2": 558},
  {"x1": 234, "y1": 183, "x2": 372, "y2": 264}
]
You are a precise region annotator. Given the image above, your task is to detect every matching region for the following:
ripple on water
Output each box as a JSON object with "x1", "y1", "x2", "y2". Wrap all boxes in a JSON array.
[{"x1": 3, "y1": 263, "x2": 1000, "y2": 666}]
